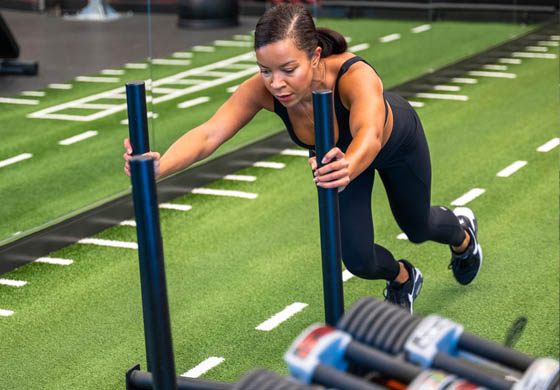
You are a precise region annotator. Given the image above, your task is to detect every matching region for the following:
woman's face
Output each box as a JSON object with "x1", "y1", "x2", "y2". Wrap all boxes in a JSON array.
[{"x1": 255, "y1": 38, "x2": 320, "y2": 107}]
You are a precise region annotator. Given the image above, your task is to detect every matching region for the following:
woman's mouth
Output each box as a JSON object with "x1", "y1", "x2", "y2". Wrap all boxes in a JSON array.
[{"x1": 276, "y1": 94, "x2": 293, "y2": 102}]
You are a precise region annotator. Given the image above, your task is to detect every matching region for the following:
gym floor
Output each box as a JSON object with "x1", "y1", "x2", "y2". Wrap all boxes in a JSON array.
[{"x1": 0, "y1": 8, "x2": 258, "y2": 96}]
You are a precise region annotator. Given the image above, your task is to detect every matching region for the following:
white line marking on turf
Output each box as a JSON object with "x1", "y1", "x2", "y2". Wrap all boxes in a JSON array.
[
  {"x1": 226, "y1": 85, "x2": 238, "y2": 93},
  {"x1": 481, "y1": 64, "x2": 508, "y2": 71},
  {"x1": 172, "y1": 52, "x2": 193, "y2": 58},
  {"x1": 58, "y1": 130, "x2": 98, "y2": 145},
  {"x1": 0, "y1": 153, "x2": 32, "y2": 168},
  {"x1": 0, "y1": 309, "x2": 14, "y2": 317},
  {"x1": 512, "y1": 52, "x2": 557, "y2": 59},
  {"x1": 78, "y1": 238, "x2": 138, "y2": 249},
  {"x1": 35, "y1": 257, "x2": 73, "y2": 265},
  {"x1": 345, "y1": 36, "x2": 353, "y2": 43},
  {"x1": 120, "y1": 220, "x2": 136, "y2": 226},
  {"x1": 497, "y1": 161, "x2": 527, "y2": 177},
  {"x1": 450, "y1": 77, "x2": 477, "y2": 84},
  {"x1": 49, "y1": 83, "x2": 73, "y2": 89},
  {"x1": 152, "y1": 87, "x2": 184, "y2": 94},
  {"x1": 22, "y1": 91, "x2": 45, "y2": 97},
  {"x1": 467, "y1": 71, "x2": 516, "y2": 79},
  {"x1": 75, "y1": 76, "x2": 120, "y2": 83},
  {"x1": 193, "y1": 45, "x2": 215, "y2": 52},
  {"x1": 101, "y1": 69, "x2": 125, "y2": 75},
  {"x1": 348, "y1": 43, "x2": 370, "y2": 52},
  {"x1": 214, "y1": 40, "x2": 251, "y2": 47},
  {"x1": 152, "y1": 59, "x2": 191, "y2": 66},
  {"x1": 233, "y1": 34, "x2": 253, "y2": 41},
  {"x1": 538, "y1": 41, "x2": 559, "y2": 47},
  {"x1": 191, "y1": 188, "x2": 258, "y2": 199},
  {"x1": 415, "y1": 84, "x2": 461, "y2": 92},
  {"x1": 451, "y1": 188, "x2": 485, "y2": 206},
  {"x1": 28, "y1": 52, "x2": 258, "y2": 122},
  {"x1": 498, "y1": 58, "x2": 522, "y2": 64},
  {"x1": 256, "y1": 303, "x2": 308, "y2": 331},
  {"x1": 159, "y1": 203, "x2": 192, "y2": 211},
  {"x1": 253, "y1": 161, "x2": 285, "y2": 169},
  {"x1": 550, "y1": 35, "x2": 560, "y2": 41},
  {"x1": 178, "y1": 96, "x2": 210, "y2": 109},
  {"x1": 181, "y1": 357, "x2": 225, "y2": 378},
  {"x1": 342, "y1": 270, "x2": 355, "y2": 282},
  {"x1": 414, "y1": 92, "x2": 468, "y2": 101},
  {"x1": 525, "y1": 46, "x2": 548, "y2": 52},
  {"x1": 0, "y1": 97, "x2": 39, "y2": 105},
  {"x1": 537, "y1": 138, "x2": 559, "y2": 152},
  {"x1": 397, "y1": 233, "x2": 409, "y2": 240},
  {"x1": 379, "y1": 33, "x2": 401, "y2": 43},
  {"x1": 125, "y1": 63, "x2": 148, "y2": 69},
  {"x1": 281, "y1": 149, "x2": 309, "y2": 157},
  {"x1": 411, "y1": 24, "x2": 431, "y2": 33},
  {"x1": 224, "y1": 175, "x2": 256, "y2": 182},
  {"x1": 408, "y1": 101, "x2": 424, "y2": 108},
  {"x1": 74, "y1": 103, "x2": 120, "y2": 109},
  {"x1": 0, "y1": 279, "x2": 27, "y2": 287}
]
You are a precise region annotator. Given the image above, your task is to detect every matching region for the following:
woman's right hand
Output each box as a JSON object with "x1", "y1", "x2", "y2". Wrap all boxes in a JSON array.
[{"x1": 123, "y1": 138, "x2": 161, "y2": 178}]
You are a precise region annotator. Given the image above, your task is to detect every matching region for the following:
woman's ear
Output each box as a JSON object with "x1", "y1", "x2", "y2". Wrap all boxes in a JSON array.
[{"x1": 312, "y1": 46, "x2": 322, "y2": 66}]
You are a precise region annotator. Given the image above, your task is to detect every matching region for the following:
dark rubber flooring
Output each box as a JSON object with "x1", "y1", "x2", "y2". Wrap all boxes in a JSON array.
[{"x1": 0, "y1": 9, "x2": 258, "y2": 96}]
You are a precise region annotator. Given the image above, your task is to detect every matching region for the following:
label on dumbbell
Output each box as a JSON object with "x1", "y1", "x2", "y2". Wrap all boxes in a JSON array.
[
  {"x1": 512, "y1": 358, "x2": 559, "y2": 390},
  {"x1": 284, "y1": 324, "x2": 352, "y2": 385},
  {"x1": 405, "y1": 315, "x2": 464, "y2": 368},
  {"x1": 446, "y1": 379, "x2": 489, "y2": 390},
  {"x1": 408, "y1": 370, "x2": 456, "y2": 390}
]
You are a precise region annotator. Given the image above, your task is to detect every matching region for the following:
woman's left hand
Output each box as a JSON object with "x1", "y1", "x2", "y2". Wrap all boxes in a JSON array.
[{"x1": 308, "y1": 147, "x2": 350, "y2": 192}]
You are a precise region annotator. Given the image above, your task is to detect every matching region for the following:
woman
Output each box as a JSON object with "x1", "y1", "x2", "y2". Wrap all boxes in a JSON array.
[{"x1": 123, "y1": 4, "x2": 482, "y2": 313}]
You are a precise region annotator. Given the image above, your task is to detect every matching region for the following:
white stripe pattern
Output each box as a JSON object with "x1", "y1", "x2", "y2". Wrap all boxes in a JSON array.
[
  {"x1": 214, "y1": 40, "x2": 251, "y2": 47},
  {"x1": 78, "y1": 238, "x2": 138, "y2": 249},
  {"x1": 181, "y1": 357, "x2": 225, "y2": 378},
  {"x1": 35, "y1": 257, "x2": 73, "y2": 265},
  {"x1": 22, "y1": 91, "x2": 45, "y2": 97},
  {"x1": 397, "y1": 233, "x2": 409, "y2": 240},
  {"x1": 125, "y1": 63, "x2": 148, "y2": 69},
  {"x1": 58, "y1": 130, "x2": 98, "y2": 145},
  {"x1": 159, "y1": 203, "x2": 192, "y2": 211},
  {"x1": 0, "y1": 97, "x2": 39, "y2": 105},
  {"x1": 193, "y1": 46, "x2": 215, "y2": 52},
  {"x1": 379, "y1": 33, "x2": 401, "y2": 43},
  {"x1": 537, "y1": 138, "x2": 559, "y2": 152},
  {"x1": 178, "y1": 96, "x2": 210, "y2": 109},
  {"x1": 75, "y1": 76, "x2": 119, "y2": 83},
  {"x1": 451, "y1": 188, "x2": 486, "y2": 206},
  {"x1": 192, "y1": 188, "x2": 258, "y2": 199},
  {"x1": 281, "y1": 149, "x2": 309, "y2": 157},
  {"x1": 253, "y1": 161, "x2": 285, "y2": 169},
  {"x1": 172, "y1": 52, "x2": 193, "y2": 58},
  {"x1": 49, "y1": 83, "x2": 72, "y2": 89},
  {"x1": 467, "y1": 71, "x2": 516, "y2": 79},
  {"x1": 497, "y1": 161, "x2": 527, "y2": 177},
  {"x1": 256, "y1": 303, "x2": 308, "y2": 331},
  {"x1": 498, "y1": 58, "x2": 522, "y2": 64},
  {"x1": 0, "y1": 309, "x2": 14, "y2": 317},
  {"x1": 481, "y1": 64, "x2": 508, "y2": 71},
  {"x1": 101, "y1": 69, "x2": 125, "y2": 75},
  {"x1": 152, "y1": 59, "x2": 192, "y2": 66},
  {"x1": 120, "y1": 220, "x2": 137, "y2": 226},
  {"x1": 408, "y1": 101, "x2": 424, "y2": 108},
  {"x1": 348, "y1": 43, "x2": 370, "y2": 52},
  {"x1": 512, "y1": 52, "x2": 557, "y2": 59},
  {"x1": 411, "y1": 24, "x2": 431, "y2": 33},
  {"x1": 0, "y1": 279, "x2": 27, "y2": 287},
  {"x1": 342, "y1": 270, "x2": 355, "y2": 282},
  {"x1": 450, "y1": 77, "x2": 477, "y2": 84},
  {"x1": 224, "y1": 175, "x2": 256, "y2": 182},
  {"x1": 0, "y1": 153, "x2": 32, "y2": 168},
  {"x1": 414, "y1": 93, "x2": 468, "y2": 101}
]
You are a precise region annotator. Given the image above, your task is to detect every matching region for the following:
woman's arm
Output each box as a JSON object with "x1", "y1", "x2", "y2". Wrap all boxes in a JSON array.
[
  {"x1": 124, "y1": 74, "x2": 270, "y2": 179},
  {"x1": 312, "y1": 62, "x2": 386, "y2": 189}
]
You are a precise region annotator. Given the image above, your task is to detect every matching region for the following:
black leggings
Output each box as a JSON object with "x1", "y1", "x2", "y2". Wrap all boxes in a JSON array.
[{"x1": 338, "y1": 95, "x2": 465, "y2": 281}]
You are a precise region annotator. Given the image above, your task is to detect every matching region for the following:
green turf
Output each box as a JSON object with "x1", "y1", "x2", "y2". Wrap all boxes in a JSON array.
[
  {"x1": 0, "y1": 19, "x2": 533, "y2": 242},
  {"x1": 0, "y1": 26, "x2": 558, "y2": 388}
]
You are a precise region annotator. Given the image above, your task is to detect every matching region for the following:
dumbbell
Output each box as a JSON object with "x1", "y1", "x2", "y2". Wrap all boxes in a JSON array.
[{"x1": 338, "y1": 297, "x2": 559, "y2": 390}]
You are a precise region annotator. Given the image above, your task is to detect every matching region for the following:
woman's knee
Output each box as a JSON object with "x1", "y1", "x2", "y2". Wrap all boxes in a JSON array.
[{"x1": 404, "y1": 229, "x2": 430, "y2": 244}]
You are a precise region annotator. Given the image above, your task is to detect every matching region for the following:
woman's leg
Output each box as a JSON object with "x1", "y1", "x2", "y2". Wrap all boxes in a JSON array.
[
  {"x1": 338, "y1": 167, "x2": 401, "y2": 281},
  {"x1": 378, "y1": 118, "x2": 465, "y2": 247}
]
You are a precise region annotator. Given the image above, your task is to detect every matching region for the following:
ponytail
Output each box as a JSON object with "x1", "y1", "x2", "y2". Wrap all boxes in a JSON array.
[{"x1": 316, "y1": 27, "x2": 347, "y2": 58}]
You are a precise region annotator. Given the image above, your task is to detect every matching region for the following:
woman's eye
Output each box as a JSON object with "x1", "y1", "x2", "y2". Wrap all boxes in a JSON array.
[
  {"x1": 284, "y1": 69, "x2": 295, "y2": 74},
  {"x1": 260, "y1": 69, "x2": 271, "y2": 76}
]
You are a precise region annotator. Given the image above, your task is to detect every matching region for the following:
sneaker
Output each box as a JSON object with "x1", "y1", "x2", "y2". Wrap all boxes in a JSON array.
[
  {"x1": 383, "y1": 260, "x2": 423, "y2": 313},
  {"x1": 449, "y1": 207, "x2": 483, "y2": 285}
]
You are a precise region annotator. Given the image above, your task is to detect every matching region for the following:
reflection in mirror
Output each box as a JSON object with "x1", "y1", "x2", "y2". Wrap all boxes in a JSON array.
[{"x1": 0, "y1": 0, "x2": 151, "y2": 247}]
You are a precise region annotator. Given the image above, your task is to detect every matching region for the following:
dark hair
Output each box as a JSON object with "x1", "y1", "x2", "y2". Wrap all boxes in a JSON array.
[{"x1": 254, "y1": 4, "x2": 347, "y2": 59}]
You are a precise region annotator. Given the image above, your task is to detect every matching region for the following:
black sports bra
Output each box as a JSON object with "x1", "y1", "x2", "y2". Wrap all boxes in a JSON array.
[{"x1": 272, "y1": 56, "x2": 389, "y2": 152}]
